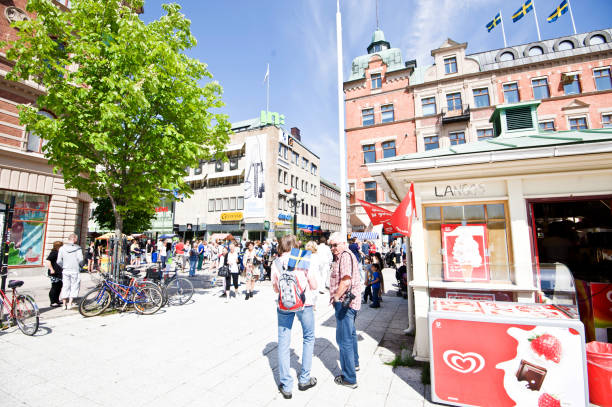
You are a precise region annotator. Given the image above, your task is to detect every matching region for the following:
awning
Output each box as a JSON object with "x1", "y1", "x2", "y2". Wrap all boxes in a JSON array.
[
  {"x1": 209, "y1": 233, "x2": 235, "y2": 242},
  {"x1": 224, "y1": 142, "x2": 245, "y2": 153},
  {"x1": 207, "y1": 169, "x2": 244, "y2": 180},
  {"x1": 350, "y1": 232, "x2": 379, "y2": 240}
]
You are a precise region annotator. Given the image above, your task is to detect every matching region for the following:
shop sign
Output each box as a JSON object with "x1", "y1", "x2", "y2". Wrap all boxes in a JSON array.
[
  {"x1": 441, "y1": 224, "x2": 490, "y2": 282},
  {"x1": 430, "y1": 316, "x2": 587, "y2": 406},
  {"x1": 434, "y1": 183, "x2": 486, "y2": 198},
  {"x1": 264, "y1": 221, "x2": 270, "y2": 231},
  {"x1": 220, "y1": 212, "x2": 243, "y2": 222},
  {"x1": 591, "y1": 282, "x2": 612, "y2": 328},
  {"x1": 260, "y1": 110, "x2": 285, "y2": 126},
  {"x1": 278, "y1": 213, "x2": 292, "y2": 221},
  {"x1": 155, "y1": 206, "x2": 169, "y2": 213}
]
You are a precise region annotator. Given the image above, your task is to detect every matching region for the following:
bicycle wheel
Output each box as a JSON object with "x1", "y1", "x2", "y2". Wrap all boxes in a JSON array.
[
  {"x1": 14, "y1": 295, "x2": 39, "y2": 336},
  {"x1": 166, "y1": 278, "x2": 194, "y2": 306},
  {"x1": 79, "y1": 287, "x2": 111, "y2": 317},
  {"x1": 133, "y1": 285, "x2": 163, "y2": 315}
]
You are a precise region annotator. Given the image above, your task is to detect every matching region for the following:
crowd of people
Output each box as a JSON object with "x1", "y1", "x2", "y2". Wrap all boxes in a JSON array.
[{"x1": 44, "y1": 230, "x2": 408, "y2": 398}]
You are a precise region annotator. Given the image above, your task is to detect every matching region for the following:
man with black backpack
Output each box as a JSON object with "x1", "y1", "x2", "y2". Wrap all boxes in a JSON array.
[
  {"x1": 271, "y1": 235, "x2": 318, "y2": 399},
  {"x1": 329, "y1": 231, "x2": 362, "y2": 389}
]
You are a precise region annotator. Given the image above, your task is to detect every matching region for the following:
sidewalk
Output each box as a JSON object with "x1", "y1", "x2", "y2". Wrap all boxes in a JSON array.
[{"x1": 0, "y1": 268, "x2": 437, "y2": 406}]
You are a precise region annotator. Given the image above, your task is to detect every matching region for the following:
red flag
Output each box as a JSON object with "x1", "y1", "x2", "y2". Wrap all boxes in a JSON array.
[
  {"x1": 382, "y1": 219, "x2": 395, "y2": 235},
  {"x1": 358, "y1": 199, "x2": 393, "y2": 225},
  {"x1": 389, "y1": 183, "x2": 417, "y2": 236}
]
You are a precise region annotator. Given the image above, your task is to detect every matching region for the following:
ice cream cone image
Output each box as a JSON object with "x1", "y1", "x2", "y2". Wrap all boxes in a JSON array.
[
  {"x1": 461, "y1": 265, "x2": 473, "y2": 281},
  {"x1": 451, "y1": 227, "x2": 482, "y2": 281}
]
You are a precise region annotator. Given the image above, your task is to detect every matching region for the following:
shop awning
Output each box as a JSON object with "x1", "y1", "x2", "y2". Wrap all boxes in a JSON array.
[
  {"x1": 209, "y1": 233, "x2": 235, "y2": 242},
  {"x1": 207, "y1": 169, "x2": 244, "y2": 180},
  {"x1": 351, "y1": 232, "x2": 379, "y2": 240},
  {"x1": 224, "y1": 142, "x2": 245, "y2": 153}
]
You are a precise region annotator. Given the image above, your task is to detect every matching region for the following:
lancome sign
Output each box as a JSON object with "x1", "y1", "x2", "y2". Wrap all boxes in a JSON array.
[{"x1": 435, "y1": 183, "x2": 486, "y2": 198}]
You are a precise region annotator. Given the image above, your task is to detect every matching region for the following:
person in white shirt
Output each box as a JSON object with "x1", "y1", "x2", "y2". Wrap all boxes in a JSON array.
[
  {"x1": 272, "y1": 235, "x2": 318, "y2": 398},
  {"x1": 317, "y1": 236, "x2": 333, "y2": 290}
]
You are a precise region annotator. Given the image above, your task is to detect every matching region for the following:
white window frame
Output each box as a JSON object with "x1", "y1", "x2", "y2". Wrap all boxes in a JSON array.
[{"x1": 567, "y1": 115, "x2": 589, "y2": 131}]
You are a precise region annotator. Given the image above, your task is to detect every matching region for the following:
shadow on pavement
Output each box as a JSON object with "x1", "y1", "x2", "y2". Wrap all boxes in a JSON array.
[{"x1": 262, "y1": 341, "x2": 302, "y2": 387}]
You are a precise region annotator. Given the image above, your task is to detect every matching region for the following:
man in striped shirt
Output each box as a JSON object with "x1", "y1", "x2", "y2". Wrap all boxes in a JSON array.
[{"x1": 328, "y1": 232, "x2": 362, "y2": 389}]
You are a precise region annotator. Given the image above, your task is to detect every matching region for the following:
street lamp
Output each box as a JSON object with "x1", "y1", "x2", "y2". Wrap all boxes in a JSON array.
[{"x1": 285, "y1": 188, "x2": 303, "y2": 236}]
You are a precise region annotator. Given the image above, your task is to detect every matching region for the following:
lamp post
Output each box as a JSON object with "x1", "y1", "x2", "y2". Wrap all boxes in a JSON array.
[{"x1": 285, "y1": 188, "x2": 303, "y2": 236}]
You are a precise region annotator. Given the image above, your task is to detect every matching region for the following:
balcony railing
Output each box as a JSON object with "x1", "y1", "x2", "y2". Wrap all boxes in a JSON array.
[{"x1": 441, "y1": 104, "x2": 470, "y2": 124}]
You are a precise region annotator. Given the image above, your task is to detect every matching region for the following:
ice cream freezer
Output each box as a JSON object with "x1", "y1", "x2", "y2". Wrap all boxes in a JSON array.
[{"x1": 428, "y1": 298, "x2": 588, "y2": 407}]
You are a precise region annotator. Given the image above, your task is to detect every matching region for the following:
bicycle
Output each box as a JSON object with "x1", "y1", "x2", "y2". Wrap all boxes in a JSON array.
[
  {"x1": 135, "y1": 265, "x2": 194, "y2": 306},
  {"x1": 0, "y1": 276, "x2": 39, "y2": 336},
  {"x1": 79, "y1": 272, "x2": 163, "y2": 317}
]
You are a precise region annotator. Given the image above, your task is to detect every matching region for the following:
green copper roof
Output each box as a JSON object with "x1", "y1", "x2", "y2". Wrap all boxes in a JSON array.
[
  {"x1": 347, "y1": 48, "x2": 404, "y2": 81},
  {"x1": 378, "y1": 129, "x2": 612, "y2": 162},
  {"x1": 372, "y1": 29, "x2": 386, "y2": 43}
]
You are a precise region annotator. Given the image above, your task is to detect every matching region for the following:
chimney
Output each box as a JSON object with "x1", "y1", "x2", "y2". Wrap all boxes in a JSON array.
[{"x1": 291, "y1": 127, "x2": 301, "y2": 141}]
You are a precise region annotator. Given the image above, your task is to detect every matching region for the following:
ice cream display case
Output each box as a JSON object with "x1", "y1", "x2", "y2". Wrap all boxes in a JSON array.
[{"x1": 428, "y1": 264, "x2": 589, "y2": 407}]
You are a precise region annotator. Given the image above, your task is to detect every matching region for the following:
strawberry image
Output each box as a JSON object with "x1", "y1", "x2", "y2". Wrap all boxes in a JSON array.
[
  {"x1": 538, "y1": 393, "x2": 561, "y2": 407},
  {"x1": 529, "y1": 333, "x2": 562, "y2": 363}
]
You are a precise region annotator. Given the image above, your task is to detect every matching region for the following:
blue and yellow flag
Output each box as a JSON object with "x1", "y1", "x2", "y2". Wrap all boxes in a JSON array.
[
  {"x1": 512, "y1": 0, "x2": 533, "y2": 22},
  {"x1": 547, "y1": 0, "x2": 569, "y2": 23},
  {"x1": 486, "y1": 13, "x2": 502, "y2": 32}
]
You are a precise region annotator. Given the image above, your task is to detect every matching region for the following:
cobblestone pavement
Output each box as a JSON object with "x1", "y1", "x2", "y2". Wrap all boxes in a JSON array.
[{"x1": 0, "y1": 268, "x2": 439, "y2": 407}]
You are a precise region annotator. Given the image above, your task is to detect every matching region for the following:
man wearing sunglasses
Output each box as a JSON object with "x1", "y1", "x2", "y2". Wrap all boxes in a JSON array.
[{"x1": 328, "y1": 232, "x2": 362, "y2": 389}]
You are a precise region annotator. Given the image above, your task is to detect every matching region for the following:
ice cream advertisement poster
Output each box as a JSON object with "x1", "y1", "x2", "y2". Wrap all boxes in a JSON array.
[{"x1": 442, "y1": 224, "x2": 490, "y2": 282}]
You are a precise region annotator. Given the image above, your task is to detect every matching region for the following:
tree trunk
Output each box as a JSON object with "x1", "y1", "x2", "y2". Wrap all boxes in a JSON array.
[{"x1": 106, "y1": 189, "x2": 124, "y2": 281}]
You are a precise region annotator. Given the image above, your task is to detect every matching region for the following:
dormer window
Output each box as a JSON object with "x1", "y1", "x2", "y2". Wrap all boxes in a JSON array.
[
  {"x1": 444, "y1": 57, "x2": 457, "y2": 74},
  {"x1": 371, "y1": 73, "x2": 382, "y2": 89},
  {"x1": 373, "y1": 44, "x2": 382, "y2": 52}
]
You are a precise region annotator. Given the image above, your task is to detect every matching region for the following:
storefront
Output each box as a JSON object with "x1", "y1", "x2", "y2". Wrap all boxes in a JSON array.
[{"x1": 368, "y1": 102, "x2": 612, "y2": 359}]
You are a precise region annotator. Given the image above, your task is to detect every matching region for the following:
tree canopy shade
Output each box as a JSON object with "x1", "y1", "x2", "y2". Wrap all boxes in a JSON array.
[
  {"x1": 91, "y1": 196, "x2": 155, "y2": 235},
  {"x1": 3, "y1": 0, "x2": 231, "y2": 236}
]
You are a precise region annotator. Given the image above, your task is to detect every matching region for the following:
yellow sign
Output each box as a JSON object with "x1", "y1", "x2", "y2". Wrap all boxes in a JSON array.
[{"x1": 220, "y1": 212, "x2": 243, "y2": 222}]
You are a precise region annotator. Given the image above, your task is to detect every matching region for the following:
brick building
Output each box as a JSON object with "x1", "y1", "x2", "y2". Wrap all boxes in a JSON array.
[
  {"x1": 346, "y1": 27, "x2": 612, "y2": 233},
  {"x1": 0, "y1": 0, "x2": 91, "y2": 273}
]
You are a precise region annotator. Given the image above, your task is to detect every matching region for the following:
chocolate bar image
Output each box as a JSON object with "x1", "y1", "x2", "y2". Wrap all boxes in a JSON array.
[{"x1": 515, "y1": 359, "x2": 547, "y2": 391}]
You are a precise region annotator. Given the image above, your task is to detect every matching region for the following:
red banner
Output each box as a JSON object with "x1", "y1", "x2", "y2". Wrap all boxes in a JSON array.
[
  {"x1": 357, "y1": 199, "x2": 392, "y2": 225},
  {"x1": 389, "y1": 183, "x2": 417, "y2": 236}
]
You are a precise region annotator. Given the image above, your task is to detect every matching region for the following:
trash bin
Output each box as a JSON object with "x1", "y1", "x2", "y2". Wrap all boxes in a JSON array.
[{"x1": 586, "y1": 341, "x2": 612, "y2": 407}]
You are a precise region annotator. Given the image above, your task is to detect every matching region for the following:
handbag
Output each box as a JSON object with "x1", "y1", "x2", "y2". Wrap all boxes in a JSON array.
[{"x1": 218, "y1": 266, "x2": 229, "y2": 277}]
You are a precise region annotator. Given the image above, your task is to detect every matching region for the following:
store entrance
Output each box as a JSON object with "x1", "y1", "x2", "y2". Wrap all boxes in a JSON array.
[{"x1": 530, "y1": 197, "x2": 612, "y2": 282}]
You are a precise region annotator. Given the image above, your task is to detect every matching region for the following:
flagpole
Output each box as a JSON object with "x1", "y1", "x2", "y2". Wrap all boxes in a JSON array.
[
  {"x1": 336, "y1": 0, "x2": 347, "y2": 238},
  {"x1": 266, "y1": 63, "x2": 270, "y2": 113},
  {"x1": 566, "y1": 0, "x2": 577, "y2": 35},
  {"x1": 532, "y1": 0, "x2": 542, "y2": 41},
  {"x1": 500, "y1": 10, "x2": 508, "y2": 48}
]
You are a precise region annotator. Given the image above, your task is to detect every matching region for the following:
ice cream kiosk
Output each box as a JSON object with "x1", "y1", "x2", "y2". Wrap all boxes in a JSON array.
[{"x1": 428, "y1": 263, "x2": 589, "y2": 407}]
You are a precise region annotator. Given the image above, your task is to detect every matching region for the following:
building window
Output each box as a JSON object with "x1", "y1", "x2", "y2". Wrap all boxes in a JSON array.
[
  {"x1": 602, "y1": 114, "x2": 612, "y2": 128},
  {"x1": 208, "y1": 199, "x2": 215, "y2": 212},
  {"x1": 278, "y1": 169, "x2": 283, "y2": 183},
  {"x1": 278, "y1": 195, "x2": 283, "y2": 210},
  {"x1": 569, "y1": 117, "x2": 588, "y2": 130},
  {"x1": 539, "y1": 121, "x2": 555, "y2": 131},
  {"x1": 594, "y1": 68, "x2": 612, "y2": 91},
  {"x1": 26, "y1": 111, "x2": 54, "y2": 153},
  {"x1": 284, "y1": 172, "x2": 288, "y2": 185},
  {"x1": 364, "y1": 181, "x2": 377, "y2": 203},
  {"x1": 477, "y1": 128, "x2": 494, "y2": 140},
  {"x1": 422, "y1": 97, "x2": 436, "y2": 116},
  {"x1": 503, "y1": 83, "x2": 520, "y2": 103},
  {"x1": 444, "y1": 57, "x2": 457, "y2": 74},
  {"x1": 362, "y1": 144, "x2": 376, "y2": 164},
  {"x1": 237, "y1": 197, "x2": 244, "y2": 210},
  {"x1": 362, "y1": 108, "x2": 375, "y2": 126},
  {"x1": 0, "y1": 191, "x2": 50, "y2": 266},
  {"x1": 215, "y1": 199, "x2": 222, "y2": 211},
  {"x1": 558, "y1": 40, "x2": 574, "y2": 50},
  {"x1": 562, "y1": 73, "x2": 581, "y2": 95},
  {"x1": 532, "y1": 78, "x2": 550, "y2": 99},
  {"x1": 473, "y1": 88, "x2": 490, "y2": 108},
  {"x1": 215, "y1": 160, "x2": 224, "y2": 172},
  {"x1": 371, "y1": 73, "x2": 382, "y2": 89},
  {"x1": 449, "y1": 131, "x2": 466, "y2": 145},
  {"x1": 499, "y1": 52, "x2": 514, "y2": 61},
  {"x1": 222, "y1": 198, "x2": 228, "y2": 211},
  {"x1": 590, "y1": 35, "x2": 606, "y2": 45},
  {"x1": 230, "y1": 197, "x2": 236, "y2": 210},
  {"x1": 382, "y1": 141, "x2": 396, "y2": 158},
  {"x1": 381, "y1": 104, "x2": 394, "y2": 123},
  {"x1": 424, "y1": 136, "x2": 439, "y2": 151},
  {"x1": 446, "y1": 92, "x2": 462, "y2": 111}
]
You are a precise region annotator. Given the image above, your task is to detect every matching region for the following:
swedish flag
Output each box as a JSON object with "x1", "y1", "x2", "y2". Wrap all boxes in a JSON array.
[
  {"x1": 486, "y1": 13, "x2": 502, "y2": 32},
  {"x1": 512, "y1": 0, "x2": 533, "y2": 22},
  {"x1": 547, "y1": 0, "x2": 569, "y2": 23}
]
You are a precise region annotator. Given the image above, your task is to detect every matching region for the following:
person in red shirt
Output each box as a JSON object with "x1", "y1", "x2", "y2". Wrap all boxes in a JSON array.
[
  {"x1": 174, "y1": 240, "x2": 186, "y2": 270},
  {"x1": 368, "y1": 241, "x2": 376, "y2": 255}
]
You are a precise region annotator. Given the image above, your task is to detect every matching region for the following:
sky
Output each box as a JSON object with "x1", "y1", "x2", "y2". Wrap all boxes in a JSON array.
[{"x1": 141, "y1": 0, "x2": 612, "y2": 184}]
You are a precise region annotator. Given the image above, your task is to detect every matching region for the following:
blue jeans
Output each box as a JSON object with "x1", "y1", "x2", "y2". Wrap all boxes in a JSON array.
[
  {"x1": 277, "y1": 306, "x2": 315, "y2": 391},
  {"x1": 371, "y1": 284, "x2": 380, "y2": 307},
  {"x1": 189, "y1": 258, "x2": 197, "y2": 276},
  {"x1": 334, "y1": 302, "x2": 359, "y2": 384}
]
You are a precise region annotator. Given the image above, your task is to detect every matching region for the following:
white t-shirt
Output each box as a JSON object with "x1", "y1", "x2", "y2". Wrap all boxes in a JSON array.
[
  {"x1": 227, "y1": 251, "x2": 239, "y2": 273},
  {"x1": 271, "y1": 253, "x2": 317, "y2": 306},
  {"x1": 318, "y1": 243, "x2": 333, "y2": 267}
]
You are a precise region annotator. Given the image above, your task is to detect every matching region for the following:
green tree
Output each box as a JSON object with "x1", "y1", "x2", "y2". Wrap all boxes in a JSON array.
[
  {"x1": 91, "y1": 197, "x2": 155, "y2": 235},
  {"x1": 3, "y1": 0, "x2": 230, "y2": 243}
]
